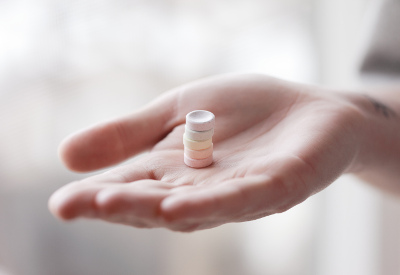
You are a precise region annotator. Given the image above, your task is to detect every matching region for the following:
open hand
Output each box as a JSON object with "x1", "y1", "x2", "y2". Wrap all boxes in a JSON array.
[{"x1": 49, "y1": 74, "x2": 364, "y2": 231}]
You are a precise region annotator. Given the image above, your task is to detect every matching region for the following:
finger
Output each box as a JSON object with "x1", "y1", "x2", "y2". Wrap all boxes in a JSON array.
[
  {"x1": 159, "y1": 176, "x2": 267, "y2": 231},
  {"x1": 59, "y1": 91, "x2": 182, "y2": 172},
  {"x1": 48, "y1": 163, "x2": 157, "y2": 220},
  {"x1": 48, "y1": 181, "x2": 108, "y2": 220},
  {"x1": 94, "y1": 181, "x2": 173, "y2": 228},
  {"x1": 159, "y1": 171, "x2": 309, "y2": 231}
]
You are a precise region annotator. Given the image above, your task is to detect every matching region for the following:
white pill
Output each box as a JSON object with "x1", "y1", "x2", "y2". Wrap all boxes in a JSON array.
[
  {"x1": 185, "y1": 125, "x2": 214, "y2": 141},
  {"x1": 186, "y1": 110, "x2": 215, "y2": 132}
]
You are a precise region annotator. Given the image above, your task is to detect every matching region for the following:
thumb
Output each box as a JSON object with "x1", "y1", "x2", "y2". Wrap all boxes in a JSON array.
[{"x1": 59, "y1": 91, "x2": 181, "y2": 172}]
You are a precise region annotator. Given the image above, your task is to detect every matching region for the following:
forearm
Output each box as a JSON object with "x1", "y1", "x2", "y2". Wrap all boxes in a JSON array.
[{"x1": 348, "y1": 86, "x2": 400, "y2": 193}]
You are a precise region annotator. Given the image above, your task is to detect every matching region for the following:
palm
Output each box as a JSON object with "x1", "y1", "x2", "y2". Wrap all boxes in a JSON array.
[{"x1": 50, "y1": 74, "x2": 360, "y2": 231}]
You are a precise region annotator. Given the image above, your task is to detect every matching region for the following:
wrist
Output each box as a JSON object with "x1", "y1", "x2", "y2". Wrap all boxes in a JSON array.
[
  {"x1": 340, "y1": 88, "x2": 400, "y2": 190},
  {"x1": 329, "y1": 91, "x2": 370, "y2": 174}
]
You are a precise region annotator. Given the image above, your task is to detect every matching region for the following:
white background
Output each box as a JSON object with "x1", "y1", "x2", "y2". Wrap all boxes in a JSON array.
[{"x1": 1, "y1": 0, "x2": 399, "y2": 274}]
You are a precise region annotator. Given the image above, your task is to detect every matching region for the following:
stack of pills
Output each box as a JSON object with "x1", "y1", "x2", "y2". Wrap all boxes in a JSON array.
[{"x1": 183, "y1": 110, "x2": 215, "y2": 168}]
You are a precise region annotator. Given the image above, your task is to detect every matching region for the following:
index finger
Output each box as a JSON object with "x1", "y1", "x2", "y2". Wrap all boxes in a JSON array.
[{"x1": 59, "y1": 92, "x2": 181, "y2": 172}]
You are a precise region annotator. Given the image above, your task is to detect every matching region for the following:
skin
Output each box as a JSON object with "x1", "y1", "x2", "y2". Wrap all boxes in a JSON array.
[{"x1": 48, "y1": 73, "x2": 400, "y2": 232}]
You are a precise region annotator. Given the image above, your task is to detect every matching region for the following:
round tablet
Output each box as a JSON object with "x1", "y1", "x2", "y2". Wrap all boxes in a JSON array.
[
  {"x1": 184, "y1": 125, "x2": 214, "y2": 141},
  {"x1": 183, "y1": 134, "x2": 212, "y2": 150},
  {"x1": 186, "y1": 110, "x2": 215, "y2": 132},
  {"x1": 184, "y1": 145, "x2": 213, "y2": 159},
  {"x1": 184, "y1": 154, "x2": 213, "y2": 168}
]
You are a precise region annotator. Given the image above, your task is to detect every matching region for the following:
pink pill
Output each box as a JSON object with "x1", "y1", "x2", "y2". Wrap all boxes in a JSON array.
[
  {"x1": 184, "y1": 145, "x2": 213, "y2": 159},
  {"x1": 186, "y1": 110, "x2": 215, "y2": 132},
  {"x1": 184, "y1": 154, "x2": 213, "y2": 168}
]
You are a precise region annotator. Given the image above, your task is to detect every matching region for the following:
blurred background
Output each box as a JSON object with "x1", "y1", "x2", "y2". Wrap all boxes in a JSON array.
[{"x1": 1, "y1": 0, "x2": 400, "y2": 274}]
